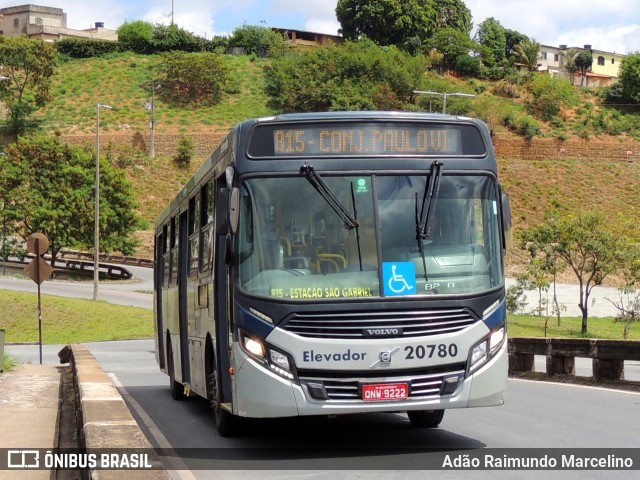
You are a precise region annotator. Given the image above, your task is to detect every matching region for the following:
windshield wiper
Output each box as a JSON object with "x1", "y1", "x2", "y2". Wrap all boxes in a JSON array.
[
  {"x1": 417, "y1": 160, "x2": 443, "y2": 240},
  {"x1": 300, "y1": 164, "x2": 359, "y2": 230},
  {"x1": 415, "y1": 160, "x2": 443, "y2": 284}
]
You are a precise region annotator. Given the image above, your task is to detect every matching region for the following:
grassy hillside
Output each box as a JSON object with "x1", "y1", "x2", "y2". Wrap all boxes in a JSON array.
[
  {"x1": 25, "y1": 53, "x2": 640, "y2": 265},
  {"x1": 33, "y1": 53, "x2": 275, "y2": 135}
]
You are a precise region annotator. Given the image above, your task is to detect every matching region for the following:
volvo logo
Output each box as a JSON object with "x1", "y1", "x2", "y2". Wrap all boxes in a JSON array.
[
  {"x1": 363, "y1": 327, "x2": 403, "y2": 337},
  {"x1": 370, "y1": 347, "x2": 401, "y2": 368}
]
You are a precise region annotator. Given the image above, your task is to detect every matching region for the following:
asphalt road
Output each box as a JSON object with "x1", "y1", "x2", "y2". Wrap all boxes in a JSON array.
[
  {"x1": 8, "y1": 340, "x2": 640, "y2": 480},
  {"x1": 0, "y1": 264, "x2": 153, "y2": 308}
]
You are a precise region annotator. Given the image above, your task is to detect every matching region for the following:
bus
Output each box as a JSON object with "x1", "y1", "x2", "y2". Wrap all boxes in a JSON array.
[{"x1": 153, "y1": 111, "x2": 512, "y2": 436}]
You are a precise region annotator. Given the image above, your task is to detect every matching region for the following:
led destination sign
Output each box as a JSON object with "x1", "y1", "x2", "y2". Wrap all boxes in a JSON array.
[{"x1": 247, "y1": 122, "x2": 486, "y2": 158}]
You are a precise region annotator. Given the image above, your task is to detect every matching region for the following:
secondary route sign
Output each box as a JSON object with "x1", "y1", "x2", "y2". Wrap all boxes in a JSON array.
[{"x1": 23, "y1": 232, "x2": 53, "y2": 364}]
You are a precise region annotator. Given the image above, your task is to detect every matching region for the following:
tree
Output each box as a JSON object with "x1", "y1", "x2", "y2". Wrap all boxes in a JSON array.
[
  {"x1": 522, "y1": 211, "x2": 638, "y2": 334},
  {"x1": 575, "y1": 50, "x2": 593, "y2": 86},
  {"x1": 476, "y1": 17, "x2": 507, "y2": 67},
  {"x1": 151, "y1": 24, "x2": 207, "y2": 53},
  {"x1": 336, "y1": 0, "x2": 472, "y2": 49},
  {"x1": 561, "y1": 48, "x2": 581, "y2": 85},
  {"x1": 117, "y1": 20, "x2": 154, "y2": 54},
  {"x1": 0, "y1": 37, "x2": 57, "y2": 134},
  {"x1": 432, "y1": 0, "x2": 473, "y2": 34},
  {"x1": 504, "y1": 29, "x2": 528, "y2": 59},
  {"x1": 426, "y1": 27, "x2": 476, "y2": 71},
  {"x1": 0, "y1": 136, "x2": 139, "y2": 265},
  {"x1": 229, "y1": 24, "x2": 288, "y2": 57},
  {"x1": 513, "y1": 37, "x2": 541, "y2": 72},
  {"x1": 616, "y1": 52, "x2": 640, "y2": 103},
  {"x1": 336, "y1": 0, "x2": 436, "y2": 46}
]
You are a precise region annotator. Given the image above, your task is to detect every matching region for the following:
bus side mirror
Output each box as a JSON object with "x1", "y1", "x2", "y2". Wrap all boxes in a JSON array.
[
  {"x1": 228, "y1": 187, "x2": 240, "y2": 235},
  {"x1": 215, "y1": 187, "x2": 240, "y2": 237},
  {"x1": 501, "y1": 192, "x2": 513, "y2": 251}
]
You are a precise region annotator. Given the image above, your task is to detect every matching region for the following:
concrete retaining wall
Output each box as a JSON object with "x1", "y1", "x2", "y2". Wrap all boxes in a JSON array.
[{"x1": 59, "y1": 344, "x2": 169, "y2": 479}]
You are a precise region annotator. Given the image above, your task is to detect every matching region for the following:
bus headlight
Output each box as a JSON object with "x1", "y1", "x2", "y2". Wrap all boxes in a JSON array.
[
  {"x1": 489, "y1": 327, "x2": 505, "y2": 354},
  {"x1": 270, "y1": 349, "x2": 290, "y2": 371},
  {"x1": 468, "y1": 326, "x2": 505, "y2": 374},
  {"x1": 469, "y1": 341, "x2": 488, "y2": 373},
  {"x1": 240, "y1": 332, "x2": 296, "y2": 381},
  {"x1": 243, "y1": 336, "x2": 265, "y2": 358}
]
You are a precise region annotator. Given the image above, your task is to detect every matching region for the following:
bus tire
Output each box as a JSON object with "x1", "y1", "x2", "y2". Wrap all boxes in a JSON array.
[
  {"x1": 407, "y1": 409, "x2": 445, "y2": 428},
  {"x1": 207, "y1": 370, "x2": 240, "y2": 437},
  {"x1": 167, "y1": 339, "x2": 186, "y2": 401}
]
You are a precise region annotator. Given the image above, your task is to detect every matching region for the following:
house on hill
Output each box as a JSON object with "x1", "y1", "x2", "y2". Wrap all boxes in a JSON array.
[
  {"x1": 0, "y1": 4, "x2": 117, "y2": 41},
  {"x1": 272, "y1": 27, "x2": 342, "y2": 48},
  {"x1": 538, "y1": 43, "x2": 625, "y2": 87}
]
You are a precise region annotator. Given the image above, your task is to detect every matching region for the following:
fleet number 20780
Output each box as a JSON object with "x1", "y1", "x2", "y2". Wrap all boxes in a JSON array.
[{"x1": 404, "y1": 343, "x2": 458, "y2": 360}]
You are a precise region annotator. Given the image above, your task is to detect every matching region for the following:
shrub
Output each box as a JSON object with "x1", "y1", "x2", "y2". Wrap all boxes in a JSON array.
[
  {"x1": 518, "y1": 116, "x2": 541, "y2": 139},
  {"x1": 157, "y1": 51, "x2": 229, "y2": 105},
  {"x1": 529, "y1": 73, "x2": 580, "y2": 120},
  {"x1": 265, "y1": 39, "x2": 426, "y2": 112},
  {"x1": 174, "y1": 135, "x2": 194, "y2": 167},
  {"x1": 57, "y1": 38, "x2": 121, "y2": 59},
  {"x1": 455, "y1": 54, "x2": 481, "y2": 77}
]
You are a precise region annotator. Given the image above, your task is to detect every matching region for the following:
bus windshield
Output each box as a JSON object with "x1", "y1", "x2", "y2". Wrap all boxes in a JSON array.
[{"x1": 238, "y1": 174, "x2": 503, "y2": 300}]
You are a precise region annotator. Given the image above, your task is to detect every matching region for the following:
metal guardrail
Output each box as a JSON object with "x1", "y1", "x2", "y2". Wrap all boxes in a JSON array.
[
  {"x1": 508, "y1": 337, "x2": 640, "y2": 381},
  {"x1": 3, "y1": 255, "x2": 137, "y2": 281},
  {"x1": 59, "y1": 250, "x2": 153, "y2": 268}
]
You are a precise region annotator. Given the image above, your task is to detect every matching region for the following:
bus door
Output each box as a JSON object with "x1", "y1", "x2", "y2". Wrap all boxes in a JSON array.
[
  {"x1": 214, "y1": 178, "x2": 233, "y2": 405},
  {"x1": 178, "y1": 210, "x2": 190, "y2": 384},
  {"x1": 155, "y1": 232, "x2": 165, "y2": 369}
]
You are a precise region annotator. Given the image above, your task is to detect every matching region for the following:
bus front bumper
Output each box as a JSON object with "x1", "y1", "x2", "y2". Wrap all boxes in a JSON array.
[{"x1": 232, "y1": 342, "x2": 507, "y2": 418}]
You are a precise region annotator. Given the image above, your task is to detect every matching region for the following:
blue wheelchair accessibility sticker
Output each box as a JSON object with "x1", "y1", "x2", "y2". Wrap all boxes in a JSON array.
[{"x1": 383, "y1": 262, "x2": 417, "y2": 297}]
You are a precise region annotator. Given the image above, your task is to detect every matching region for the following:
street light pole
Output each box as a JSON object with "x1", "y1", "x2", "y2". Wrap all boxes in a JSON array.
[
  {"x1": 147, "y1": 83, "x2": 160, "y2": 158},
  {"x1": 413, "y1": 90, "x2": 476, "y2": 114},
  {"x1": 94, "y1": 103, "x2": 113, "y2": 300}
]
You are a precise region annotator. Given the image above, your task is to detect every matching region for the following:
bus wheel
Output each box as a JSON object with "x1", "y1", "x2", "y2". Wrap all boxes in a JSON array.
[
  {"x1": 207, "y1": 371, "x2": 239, "y2": 437},
  {"x1": 407, "y1": 409, "x2": 445, "y2": 428},
  {"x1": 167, "y1": 340, "x2": 186, "y2": 400}
]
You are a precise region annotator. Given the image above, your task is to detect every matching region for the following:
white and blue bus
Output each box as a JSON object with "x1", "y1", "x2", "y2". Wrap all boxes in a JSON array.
[{"x1": 154, "y1": 111, "x2": 512, "y2": 436}]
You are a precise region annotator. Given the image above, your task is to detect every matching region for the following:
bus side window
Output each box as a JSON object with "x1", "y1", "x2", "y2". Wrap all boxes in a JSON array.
[
  {"x1": 162, "y1": 224, "x2": 170, "y2": 288},
  {"x1": 200, "y1": 181, "x2": 215, "y2": 273}
]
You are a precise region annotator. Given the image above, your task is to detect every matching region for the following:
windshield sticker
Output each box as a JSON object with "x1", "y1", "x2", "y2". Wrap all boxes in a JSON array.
[
  {"x1": 270, "y1": 287, "x2": 374, "y2": 299},
  {"x1": 383, "y1": 262, "x2": 417, "y2": 296},
  {"x1": 355, "y1": 177, "x2": 369, "y2": 193}
]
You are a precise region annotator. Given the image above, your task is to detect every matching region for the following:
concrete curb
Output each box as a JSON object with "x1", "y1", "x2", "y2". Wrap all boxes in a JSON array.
[{"x1": 59, "y1": 344, "x2": 170, "y2": 479}]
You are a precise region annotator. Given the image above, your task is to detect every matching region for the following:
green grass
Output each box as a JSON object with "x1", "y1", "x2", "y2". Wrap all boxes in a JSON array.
[
  {"x1": 0, "y1": 289, "x2": 153, "y2": 344},
  {"x1": 32, "y1": 53, "x2": 275, "y2": 135},
  {"x1": 1, "y1": 287, "x2": 637, "y2": 346},
  {"x1": 2, "y1": 352, "x2": 19, "y2": 372},
  {"x1": 508, "y1": 314, "x2": 640, "y2": 340}
]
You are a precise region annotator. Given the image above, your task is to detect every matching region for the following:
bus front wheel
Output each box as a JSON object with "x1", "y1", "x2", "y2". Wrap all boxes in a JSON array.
[
  {"x1": 207, "y1": 370, "x2": 240, "y2": 437},
  {"x1": 407, "y1": 409, "x2": 445, "y2": 428}
]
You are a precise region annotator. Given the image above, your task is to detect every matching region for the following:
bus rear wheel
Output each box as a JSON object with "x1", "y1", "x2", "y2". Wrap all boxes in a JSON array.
[
  {"x1": 407, "y1": 409, "x2": 445, "y2": 428},
  {"x1": 207, "y1": 371, "x2": 240, "y2": 437},
  {"x1": 167, "y1": 340, "x2": 186, "y2": 401}
]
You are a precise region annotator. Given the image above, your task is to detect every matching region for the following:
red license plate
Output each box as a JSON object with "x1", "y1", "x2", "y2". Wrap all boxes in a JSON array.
[{"x1": 362, "y1": 383, "x2": 409, "y2": 402}]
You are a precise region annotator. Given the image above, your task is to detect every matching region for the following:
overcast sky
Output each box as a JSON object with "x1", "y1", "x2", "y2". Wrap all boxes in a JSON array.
[{"x1": 1, "y1": 0, "x2": 638, "y2": 54}]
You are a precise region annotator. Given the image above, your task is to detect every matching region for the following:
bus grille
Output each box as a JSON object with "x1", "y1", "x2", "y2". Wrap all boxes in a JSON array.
[
  {"x1": 282, "y1": 308, "x2": 477, "y2": 339},
  {"x1": 298, "y1": 365, "x2": 466, "y2": 401}
]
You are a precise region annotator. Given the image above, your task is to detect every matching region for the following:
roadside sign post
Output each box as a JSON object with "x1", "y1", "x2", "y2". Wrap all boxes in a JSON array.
[
  {"x1": 24, "y1": 233, "x2": 54, "y2": 365},
  {"x1": 0, "y1": 329, "x2": 5, "y2": 372}
]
